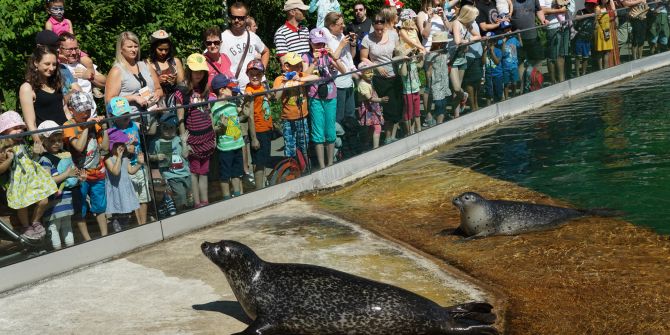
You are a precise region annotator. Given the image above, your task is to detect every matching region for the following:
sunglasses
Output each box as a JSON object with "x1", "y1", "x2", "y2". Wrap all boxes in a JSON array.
[
  {"x1": 230, "y1": 15, "x2": 247, "y2": 21},
  {"x1": 205, "y1": 40, "x2": 221, "y2": 46}
]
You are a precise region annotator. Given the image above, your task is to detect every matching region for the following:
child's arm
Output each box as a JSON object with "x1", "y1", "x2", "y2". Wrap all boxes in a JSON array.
[
  {"x1": 508, "y1": 0, "x2": 514, "y2": 16},
  {"x1": 51, "y1": 165, "x2": 77, "y2": 184},
  {"x1": 69, "y1": 127, "x2": 90, "y2": 153},
  {"x1": 128, "y1": 155, "x2": 144, "y2": 175},
  {"x1": 66, "y1": 19, "x2": 74, "y2": 34},
  {"x1": 489, "y1": 47, "x2": 501, "y2": 65},
  {"x1": 105, "y1": 155, "x2": 123, "y2": 177},
  {"x1": 246, "y1": 100, "x2": 259, "y2": 150},
  {"x1": 0, "y1": 150, "x2": 14, "y2": 174},
  {"x1": 399, "y1": 29, "x2": 425, "y2": 51},
  {"x1": 215, "y1": 115, "x2": 228, "y2": 135},
  {"x1": 45, "y1": 20, "x2": 53, "y2": 31}
]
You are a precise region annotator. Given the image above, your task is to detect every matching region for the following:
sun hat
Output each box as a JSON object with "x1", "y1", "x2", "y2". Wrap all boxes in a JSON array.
[
  {"x1": 432, "y1": 31, "x2": 450, "y2": 44},
  {"x1": 0, "y1": 111, "x2": 27, "y2": 134},
  {"x1": 37, "y1": 120, "x2": 63, "y2": 138},
  {"x1": 309, "y1": 28, "x2": 328, "y2": 44},
  {"x1": 399, "y1": 9, "x2": 417, "y2": 21},
  {"x1": 107, "y1": 128, "x2": 131, "y2": 152},
  {"x1": 107, "y1": 97, "x2": 133, "y2": 117},
  {"x1": 280, "y1": 52, "x2": 303, "y2": 66},
  {"x1": 211, "y1": 74, "x2": 241, "y2": 94},
  {"x1": 68, "y1": 91, "x2": 94, "y2": 114},
  {"x1": 246, "y1": 59, "x2": 265, "y2": 73},
  {"x1": 150, "y1": 30, "x2": 170, "y2": 43},
  {"x1": 186, "y1": 53, "x2": 209, "y2": 72},
  {"x1": 35, "y1": 30, "x2": 59, "y2": 48},
  {"x1": 284, "y1": 0, "x2": 309, "y2": 11}
]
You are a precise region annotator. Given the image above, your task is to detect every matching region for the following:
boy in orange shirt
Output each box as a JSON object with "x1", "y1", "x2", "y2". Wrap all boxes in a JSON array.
[{"x1": 245, "y1": 60, "x2": 274, "y2": 189}]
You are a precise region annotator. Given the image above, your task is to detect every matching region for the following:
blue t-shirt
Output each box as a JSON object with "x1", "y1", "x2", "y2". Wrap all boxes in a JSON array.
[
  {"x1": 486, "y1": 47, "x2": 503, "y2": 77},
  {"x1": 502, "y1": 36, "x2": 521, "y2": 70}
]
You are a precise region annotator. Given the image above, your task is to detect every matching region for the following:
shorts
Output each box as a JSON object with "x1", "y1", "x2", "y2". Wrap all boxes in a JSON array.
[
  {"x1": 502, "y1": 66, "x2": 519, "y2": 84},
  {"x1": 217, "y1": 148, "x2": 245, "y2": 181},
  {"x1": 166, "y1": 176, "x2": 191, "y2": 208},
  {"x1": 519, "y1": 37, "x2": 543, "y2": 63},
  {"x1": 189, "y1": 155, "x2": 211, "y2": 175},
  {"x1": 574, "y1": 39, "x2": 592, "y2": 58},
  {"x1": 251, "y1": 131, "x2": 272, "y2": 168},
  {"x1": 484, "y1": 74, "x2": 504, "y2": 101},
  {"x1": 463, "y1": 57, "x2": 483, "y2": 86},
  {"x1": 546, "y1": 28, "x2": 570, "y2": 60},
  {"x1": 402, "y1": 92, "x2": 421, "y2": 120},
  {"x1": 649, "y1": 13, "x2": 670, "y2": 45},
  {"x1": 130, "y1": 166, "x2": 152, "y2": 203},
  {"x1": 282, "y1": 118, "x2": 309, "y2": 158},
  {"x1": 335, "y1": 87, "x2": 356, "y2": 122},
  {"x1": 309, "y1": 98, "x2": 337, "y2": 144},
  {"x1": 631, "y1": 18, "x2": 647, "y2": 47},
  {"x1": 79, "y1": 179, "x2": 106, "y2": 217},
  {"x1": 433, "y1": 98, "x2": 449, "y2": 116},
  {"x1": 372, "y1": 76, "x2": 403, "y2": 123}
]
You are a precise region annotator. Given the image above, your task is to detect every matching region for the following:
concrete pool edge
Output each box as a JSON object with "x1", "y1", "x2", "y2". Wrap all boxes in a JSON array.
[{"x1": 1, "y1": 52, "x2": 669, "y2": 293}]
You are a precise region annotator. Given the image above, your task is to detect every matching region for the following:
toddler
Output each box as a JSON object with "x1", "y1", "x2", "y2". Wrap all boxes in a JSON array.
[
  {"x1": 501, "y1": 28, "x2": 522, "y2": 98},
  {"x1": 37, "y1": 120, "x2": 79, "y2": 249},
  {"x1": 44, "y1": 0, "x2": 73, "y2": 36},
  {"x1": 398, "y1": 9, "x2": 425, "y2": 55},
  {"x1": 0, "y1": 111, "x2": 57, "y2": 240},
  {"x1": 150, "y1": 113, "x2": 191, "y2": 211},
  {"x1": 395, "y1": 46, "x2": 423, "y2": 135},
  {"x1": 104, "y1": 128, "x2": 142, "y2": 233},
  {"x1": 425, "y1": 31, "x2": 452, "y2": 124},
  {"x1": 356, "y1": 60, "x2": 386, "y2": 149},
  {"x1": 483, "y1": 36, "x2": 504, "y2": 104}
]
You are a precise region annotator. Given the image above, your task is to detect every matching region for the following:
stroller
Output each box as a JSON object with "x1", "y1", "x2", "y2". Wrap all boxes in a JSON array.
[{"x1": 0, "y1": 216, "x2": 50, "y2": 267}]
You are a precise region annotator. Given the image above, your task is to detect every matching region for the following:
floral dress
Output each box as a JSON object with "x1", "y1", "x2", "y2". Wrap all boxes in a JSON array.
[
  {"x1": 6, "y1": 144, "x2": 58, "y2": 209},
  {"x1": 357, "y1": 81, "x2": 384, "y2": 127}
]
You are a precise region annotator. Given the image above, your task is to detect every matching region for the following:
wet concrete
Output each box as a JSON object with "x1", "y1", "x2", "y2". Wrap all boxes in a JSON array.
[{"x1": 0, "y1": 201, "x2": 490, "y2": 334}]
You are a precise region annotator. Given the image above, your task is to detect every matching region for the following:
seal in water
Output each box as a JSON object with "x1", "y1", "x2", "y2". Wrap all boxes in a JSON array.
[
  {"x1": 452, "y1": 192, "x2": 619, "y2": 239},
  {"x1": 201, "y1": 240, "x2": 499, "y2": 335}
]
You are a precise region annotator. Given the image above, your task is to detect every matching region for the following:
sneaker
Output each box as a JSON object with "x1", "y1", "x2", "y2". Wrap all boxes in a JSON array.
[
  {"x1": 31, "y1": 222, "x2": 46, "y2": 238},
  {"x1": 21, "y1": 225, "x2": 40, "y2": 240},
  {"x1": 243, "y1": 173, "x2": 255, "y2": 186},
  {"x1": 459, "y1": 92, "x2": 469, "y2": 107},
  {"x1": 111, "y1": 219, "x2": 122, "y2": 233},
  {"x1": 164, "y1": 194, "x2": 177, "y2": 216}
]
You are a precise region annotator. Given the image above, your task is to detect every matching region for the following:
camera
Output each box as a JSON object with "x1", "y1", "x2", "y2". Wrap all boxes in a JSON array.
[{"x1": 432, "y1": 7, "x2": 440, "y2": 14}]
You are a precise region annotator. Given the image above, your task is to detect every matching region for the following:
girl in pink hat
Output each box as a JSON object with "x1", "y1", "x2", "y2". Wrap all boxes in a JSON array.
[{"x1": 0, "y1": 111, "x2": 58, "y2": 240}]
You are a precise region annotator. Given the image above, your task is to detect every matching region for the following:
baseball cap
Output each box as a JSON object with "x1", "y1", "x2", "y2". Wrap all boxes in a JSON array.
[
  {"x1": 309, "y1": 28, "x2": 328, "y2": 44},
  {"x1": 284, "y1": 0, "x2": 309, "y2": 11},
  {"x1": 37, "y1": 120, "x2": 63, "y2": 138},
  {"x1": 35, "y1": 30, "x2": 59, "y2": 48},
  {"x1": 159, "y1": 112, "x2": 178, "y2": 127},
  {"x1": 186, "y1": 53, "x2": 209, "y2": 72},
  {"x1": 246, "y1": 59, "x2": 265, "y2": 73},
  {"x1": 211, "y1": 74, "x2": 241, "y2": 94},
  {"x1": 0, "y1": 111, "x2": 27, "y2": 134},
  {"x1": 107, "y1": 128, "x2": 131, "y2": 151},
  {"x1": 107, "y1": 97, "x2": 133, "y2": 117},
  {"x1": 281, "y1": 52, "x2": 303, "y2": 66},
  {"x1": 68, "y1": 91, "x2": 94, "y2": 114},
  {"x1": 150, "y1": 30, "x2": 170, "y2": 43}
]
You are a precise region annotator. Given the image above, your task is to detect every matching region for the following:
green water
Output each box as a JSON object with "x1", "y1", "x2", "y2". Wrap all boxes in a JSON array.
[{"x1": 440, "y1": 67, "x2": 670, "y2": 234}]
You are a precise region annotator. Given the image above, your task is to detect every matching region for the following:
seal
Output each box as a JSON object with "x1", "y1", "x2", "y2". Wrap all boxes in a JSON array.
[
  {"x1": 452, "y1": 192, "x2": 619, "y2": 238},
  {"x1": 201, "y1": 240, "x2": 499, "y2": 335}
]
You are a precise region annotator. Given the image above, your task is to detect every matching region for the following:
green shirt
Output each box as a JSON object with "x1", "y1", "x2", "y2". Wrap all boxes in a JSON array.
[{"x1": 211, "y1": 101, "x2": 245, "y2": 151}]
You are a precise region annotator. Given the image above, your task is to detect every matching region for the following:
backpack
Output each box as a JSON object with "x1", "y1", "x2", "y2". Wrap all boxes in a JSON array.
[
  {"x1": 529, "y1": 67, "x2": 544, "y2": 91},
  {"x1": 267, "y1": 150, "x2": 307, "y2": 186}
]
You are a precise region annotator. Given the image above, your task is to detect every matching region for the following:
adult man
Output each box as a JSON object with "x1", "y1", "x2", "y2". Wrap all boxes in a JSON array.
[
  {"x1": 476, "y1": 0, "x2": 510, "y2": 35},
  {"x1": 346, "y1": 2, "x2": 372, "y2": 66},
  {"x1": 58, "y1": 33, "x2": 107, "y2": 115},
  {"x1": 510, "y1": 0, "x2": 548, "y2": 76},
  {"x1": 274, "y1": 0, "x2": 311, "y2": 60},
  {"x1": 221, "y1": 2, "x2": 270, "y2": 89}
]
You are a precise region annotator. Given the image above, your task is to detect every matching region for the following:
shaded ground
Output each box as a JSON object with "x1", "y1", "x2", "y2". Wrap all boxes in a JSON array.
[{"x1": 307, "y1": 153, "x2": 670, "y2": 334}]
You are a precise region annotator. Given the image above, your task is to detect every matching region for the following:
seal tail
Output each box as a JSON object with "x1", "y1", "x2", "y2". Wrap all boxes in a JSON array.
[{"x1": 442, "y1": 302, "x2": 499, "y2": 334}]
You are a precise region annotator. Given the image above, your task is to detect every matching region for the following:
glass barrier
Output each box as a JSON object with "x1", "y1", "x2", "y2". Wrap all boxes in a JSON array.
[{"x1": 0, "y1": 0, "x2": 668, "y2": 268}]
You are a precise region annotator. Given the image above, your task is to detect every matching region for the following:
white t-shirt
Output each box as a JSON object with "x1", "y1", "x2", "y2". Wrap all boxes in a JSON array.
[
  {"x1": 539, "y1": 0, "x2": 560, "y2": 28},
  {"x1": 220, "y1": 30, "x2": 267, "y2": 89},
  {"x1": 62, "y1": 62, "x2": 97, "y2": 115},
  {"x1": 496, "y1": 0, "x2": 510, "y2": 15},
  {"x1": 417, "y1": 11, "x2": 447, "y2": 50},
  {"x1": 323, "y1": 28, "x2": 355, "y2": 88}
]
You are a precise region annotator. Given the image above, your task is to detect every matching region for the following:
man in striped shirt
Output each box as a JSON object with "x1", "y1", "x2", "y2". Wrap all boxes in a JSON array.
[{"x1": 274, "y1": 0, "x2": 311, "y2": 64}]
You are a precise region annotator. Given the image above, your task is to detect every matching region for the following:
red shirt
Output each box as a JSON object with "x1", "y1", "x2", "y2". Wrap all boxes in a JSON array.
[{"x1": 204, "y1": 52, "x2": 234, "y2": 89}]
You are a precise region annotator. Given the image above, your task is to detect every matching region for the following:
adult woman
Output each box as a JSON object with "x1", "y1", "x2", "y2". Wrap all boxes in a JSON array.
[
  {"x1": 147, "y1": 30, "x2": 185, "y2": 108},
  {"x1": 361, "y1": 13, "x2": 403, "y2": 144},
  {"x1": 19, "y1": 45, "x2": 68, "y2": 151},
  {"x1": 202, "y1": 26, "x2": 233, "y2": 89},
  {"x1": 448, "y1": 5, "x2": 481, "y2": 118},
  {"x1": 105, "y1": 31, "x2": 163, "y2": 119},
  {"x1": 594, "y1": 0, "x2": 614, "y2": 69},
  {"x1": 324, "y1": 12, "x2": 357, "y2": 125}
]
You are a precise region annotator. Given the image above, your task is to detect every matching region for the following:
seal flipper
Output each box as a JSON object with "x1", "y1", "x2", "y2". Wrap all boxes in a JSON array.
[
  {"x1": 444, "y1": 302, "x2": 497, "y2": 324},
  {"x1": 232, "y1": 317, "x2": 281, "y2": 335}
]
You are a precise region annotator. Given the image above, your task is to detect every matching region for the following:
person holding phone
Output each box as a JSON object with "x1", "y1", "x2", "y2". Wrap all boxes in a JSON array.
[{"x1": 147, "y1": 30, "x2": 185, "y2": 108}]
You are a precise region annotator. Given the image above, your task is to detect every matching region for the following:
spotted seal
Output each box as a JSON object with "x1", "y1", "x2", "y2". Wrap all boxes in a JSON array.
[
  {"x1": 452, "y1": 192, "x2": 620, "y2": 239},
  {"x1": 201, "y1": 240, "x2": 499, "y2": 335}
]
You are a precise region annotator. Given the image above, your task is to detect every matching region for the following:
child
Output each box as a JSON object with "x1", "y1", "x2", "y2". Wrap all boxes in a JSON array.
[
  {"x1": 496, "y1": 0, "x2": 514, "y2": 19},
  {"x1": 150, "y1": 113, "x2": 191, "y2": 211},
  {"x1": 356, "y1": 60, "x2": 386, "y2": 149},
  {"x1": 483, "y1": 36, "x2": 504, "y2": 104},
  {"x1": 177, "y1": 53, "x2": 217, "y2": 208},
  {"x1": 424, "y1": 31, "x2": 451, "y2": 124},
  {"x1": 244, "y1": 60, "x2": 273, "y2": 189},
  {"x1": 306, "y1": 28, "x2": 346, "y2": 169},
  {"x1": 500, "y1": 25, "x2": 522, "y2": 98},
  {"x1": 0, "y1": 111, "x2": 57, "y2": 240},
  {"x1": 107, "y1": 97, "x2": 151, "y2": 225},
  {"x1": 37, "y1": 120, "x2": 79, "y2": 249},
  {"x1": 272, "y1": 52, "x2": 319, "y2": 160},
  {"x1": 44, "y1": 0, "x2": 73, "y2": 36},
  {"x1": 398, "y1": 9, "x2": 425, "y2": 55},
  {"x1": 104, "y1": 128, "x2": 142, "y2": 233},
  {"x1": 210, "y1": 74, "x2": 244, "y2": 200},
  {"x1": 574, "y1": 0, "x2": 597, "y2": 76},
  {"x1": 395, "y1": 45, "x2": 423, "y2": 135},
  {"x1": 63, "y1": 91, "x2": 108, "y2": 240}
]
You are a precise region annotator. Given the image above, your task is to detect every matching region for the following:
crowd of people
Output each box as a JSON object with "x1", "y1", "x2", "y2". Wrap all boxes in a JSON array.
[{"x1": 0, "y1": 0, "x2": 667, "y2": 250}]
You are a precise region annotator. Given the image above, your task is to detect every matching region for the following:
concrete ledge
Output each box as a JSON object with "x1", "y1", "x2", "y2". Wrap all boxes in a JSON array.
[{"x1": 2, "y1": 52, "x2": 669, "y2": 293}]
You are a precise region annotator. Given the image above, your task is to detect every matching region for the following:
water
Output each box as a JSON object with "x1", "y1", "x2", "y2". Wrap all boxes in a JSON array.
[{"x1": 439, "y1": 67, "x2": 670, "y2": 234}]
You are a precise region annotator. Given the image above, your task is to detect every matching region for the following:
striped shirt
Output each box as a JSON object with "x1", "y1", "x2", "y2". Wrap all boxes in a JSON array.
[
  {"x1": 274, "y1": 21, "x2": 311, "y2": 57},
  {"x1": 39, "y1": 154, "x2": 75, "y2": 221}
]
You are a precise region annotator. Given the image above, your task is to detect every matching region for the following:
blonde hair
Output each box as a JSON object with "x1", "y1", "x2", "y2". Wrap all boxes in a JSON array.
[
  {"x1": 457, "y1": 5, "x2": 479, "y2": 25},
  {"x1": 115, "y1": 31, "x2": 141, "y2": 66},
  {"x1": 401, "y1": 19, "x2": 417, "y2": 31},
  {"x1": 380, "y1": 7, "x2": 398, "y2": 27}
]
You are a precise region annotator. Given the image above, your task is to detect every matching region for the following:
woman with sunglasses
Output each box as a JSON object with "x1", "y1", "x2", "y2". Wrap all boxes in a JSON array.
[
  {"x1": 360, "y1": 13, "x2": 403, "y2": 144},
  {"x1": 202, "y1": 26, "x2": 234, "y2": 90}
]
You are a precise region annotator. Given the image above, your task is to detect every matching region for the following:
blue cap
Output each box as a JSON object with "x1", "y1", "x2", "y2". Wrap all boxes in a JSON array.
[
  {"x1": 107, "y1": 97, "x2": 132, "y2": 117},
  {"x1": 500, "y1": 21, "x2": 511, "y2": 30},
  {"x1": 211, "y1": 74, "x2": 241, "y2": 94},
  {"x1": 159, "y1": 112, "x2": 178, "y2": 127}
]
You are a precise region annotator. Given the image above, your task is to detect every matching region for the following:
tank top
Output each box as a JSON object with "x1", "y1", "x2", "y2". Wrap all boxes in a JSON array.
[
  {"x1": 34, "y1": 88, "x2": 67, "y2": 125},
  {"x1": 420, "y1": 12, "x2": 447, "y2": 49},
  {"x1": 114, "y1": 61, "x2": 155, "y2": 115}
]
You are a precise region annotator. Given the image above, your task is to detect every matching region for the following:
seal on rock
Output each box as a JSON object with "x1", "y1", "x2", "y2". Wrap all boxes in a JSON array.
[
  {"x1": 452, "y1": 192, "x2": 620, "y2": 239},
  {"x1": 201, "y1": 240, "x2": 499, "y2": 335}
]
